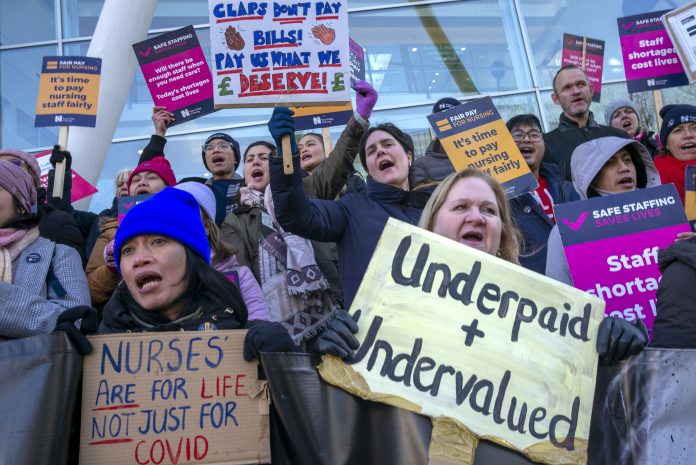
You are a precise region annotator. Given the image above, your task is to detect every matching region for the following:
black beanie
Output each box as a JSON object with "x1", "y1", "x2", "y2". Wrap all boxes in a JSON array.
[
  {"x1": 659, "y1": 104, "x2": 696, "y2": 148},
  {"x1": 201, "y1": 133, "x2": 241, "y2": 172}
]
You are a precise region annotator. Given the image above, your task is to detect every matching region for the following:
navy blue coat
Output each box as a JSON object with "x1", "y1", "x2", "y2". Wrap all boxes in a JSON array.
[
  {"x1": 510, "y1": 163, "x2": 579, "y2": 274},
  {"x1": 270, "y1": 156, "x2": 429, "y2": 309}
]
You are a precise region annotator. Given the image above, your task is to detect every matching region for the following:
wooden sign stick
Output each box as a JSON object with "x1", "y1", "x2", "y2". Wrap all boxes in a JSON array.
[
  {"x1": 322, "y1": 127, "x2": 334, "y2": 155},
  {"x1": 581, "y1": 37, "x2": 587, "y2": 69},
  {"x1": 653, "y1": 89, "x2": 664, "y2": 131},
  {"x1": 52, "y1": 126, "x2": 70, "y2": 198},
  {"x1": 282, "y1": 135, "x2": 294, "y2": 175}
]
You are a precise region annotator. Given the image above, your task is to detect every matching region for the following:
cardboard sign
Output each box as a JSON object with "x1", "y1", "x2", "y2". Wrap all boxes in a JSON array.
[
  {"x1": 34, "y1": 150, "x2": 98, "y2": 202},
  {"x1": 617, "y1": 10, "x2": 689, "y2": 93},
  {"x1": 427, "y1": 96, "x2": 537, "y2": 199},
  {"x1": 79, "y1": 331, "x2": 270, "y2": 465},
  {"x1": 319, "y1": 219, "x2": 604, "y2": 465},
  {"x1": 555, "y1": 184, "x2": 689, "y2": 332},
  {"x1": 118, "y1": 194, "x2": 153, "y2": 224},
  {"x1": 133, "y1": 26, "x2": 216, "y2": 125},
  {"x1": 348, "y1": 38, "x2": 365, "y2": 84},
  {"x1": 35, "y1": 56, "x2": 102, "y2": 127},
  {"x1": 290, "y1": 103, "x2": 352, "y2": 130},
  {"x1": 208, "y1": 0, "x2": 351, "y2": 107},
  {"x1": 662, "y1": 2, "x2": 696, "y2": 83},
  {"x1": 561, "y1": 33, "x2": 605, "y2": 102},
  {"x1": 685, "y1": 165, "x2": 696, "y2": 228}
]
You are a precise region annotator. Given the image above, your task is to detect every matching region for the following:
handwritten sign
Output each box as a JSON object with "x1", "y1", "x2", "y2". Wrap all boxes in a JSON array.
[
  {"x1": 79, "y1": 331, "x2": 270, "y2": 465},
  {"x1": 427, "y1": 96, "x2": 537, "y2": 199},
  {"x1": 617, "y1": 10, "x2": 689, "y2": 93},
  {"x1": 35, "y1": 56, "x2": 102, "y2": 127},
  {"x1": 34, "y1": 150, "x2": 98, "y2": 202},
  {"x1": 561, "y1": 33, "x2": 605, "y2": 102},
  {"x1": 555, "y1": 184, "x2": 689, "y2": 332},
  {"x1": 208, "y1": 0, "x2": 351, "y2": 107},
  {"x1": 133, "y1": 26, "x2": 216, "y2": 125},
  {"x1": 319, "y1": 219, "x2": 604, "y2": 465}
]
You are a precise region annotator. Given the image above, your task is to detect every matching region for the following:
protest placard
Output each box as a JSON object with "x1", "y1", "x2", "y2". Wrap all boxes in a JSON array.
[
  {"x1": 290, "y1": 103, "x2": 352, "y2": 130},
  {"x1": 427, "y1": 96, "x2": 537, "y2": 198},
  {"x1": 133, "y1": 26, "x2": 216, "y2": 125},
  {"x1": 34, "y1": 150, "x2": 98, "y2": 203},
  {"x1": 561, "y1": 33, "x2": 605, "y2": 102},
  {"x1": 685, "y1": 165, "x2": 696, "y2": 229},
  {"x1": 349, "y1": 38, "x2": 365, "y2": 84},
  {"x1": 118, "y1": 194, "x2": 154, "y2": 224},
  {"x1": 662, "y1": 2, "x2": 696, "y2": 83},
  {"x1": 319, "y1": 218, "x2": 604, "y2": 465},
  {"x1": 35, "y1": 56, "x2": 102, "y2": 127},
  {"x1": 555, "y1": 184, "x2": 689, "y2": 332},
  {"x1": 208, "y1": 0, "x2": 351, "y2": 107},
  {"x1": 617, "y1": 10, "x2": 689, "y2": 93},
  {"x1": 79, "y1": 330, "x2": 270, "y2": 465}
]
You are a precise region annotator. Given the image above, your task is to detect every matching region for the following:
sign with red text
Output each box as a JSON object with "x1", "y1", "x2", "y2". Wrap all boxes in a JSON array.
[
  {"x1": 134, "y1": 26, "x2": 216, "y2": 125},
  {"x1": 561, "y1": 33, "x2": 605, "y2": 102},
  {"x1": 555, "y1": 184, "x2": 689, "y2": 333},
  {"x1": 208, "y1": 0, "x2": 351, "y2": 107},
  {"x1": 79, "y1": 331, "x2": 270, "y2": 465},
  {"x1": 34, "y1": 150, "x2": 98, "y2": 202},
  {"x1": 618, "y1": 10, "x2": 689, "y2": 93}
]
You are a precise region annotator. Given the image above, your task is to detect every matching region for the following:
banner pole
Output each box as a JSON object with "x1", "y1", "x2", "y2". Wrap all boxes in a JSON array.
[
  {"x1": 653, "y1": 89, "x2": 664, "y2": 133},
  {"x1": 52, "y1": 126, "x2": 70, "y2": 198},
  {"x1": 322, "y1": 127, "x2": 334, "y2": 155},
  {"x1": 581, "y1": 37, "x2": 587, "y2": 69},
  {"x1": 282, "y1": 135, "x2": 294, "y2": 175}
]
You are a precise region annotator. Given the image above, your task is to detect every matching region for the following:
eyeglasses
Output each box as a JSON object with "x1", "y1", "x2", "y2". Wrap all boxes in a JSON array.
[
  {"x1": 202, "y1": 142, "x2": 233, "y2": 153},
  {"x1": 511, "y1": 131, "x2": 543, "y2": 142}
]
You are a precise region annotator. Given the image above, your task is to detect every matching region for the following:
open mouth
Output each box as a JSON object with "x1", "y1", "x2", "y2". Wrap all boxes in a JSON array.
[
  {"x1": 617, "y1": 176, "x2": 635, "y2": 188},
  {"x1": 622, "y1": 120, "x2": 633, "y2": 129},
  {"x1": 378, "y1": 159, "x2": 395, "y2": 171},
  {"x1": 681, "y1": 143, "x2": 696, "y2": 150},
  {"x1": 301, "y1": 153, "x2": 312, "y2": 162},
  {"x1": 135, "y1": 186, "x2": 151, "y2": 195},
  {"x1": 519, "y1": 146, "x2": 534, "y2": 156},
  {"x1": 212, "y1": 155, "x2": 225, "y2": 164},
  {"x1": 135, "y1": 272, "x2": 162, "y2": 291},
  {"x1": 461, "y1": 231, "x2": 483, "y2": 242},
  {"x1": 251, "y1": 168, "x2": 264, "y2": 180}
]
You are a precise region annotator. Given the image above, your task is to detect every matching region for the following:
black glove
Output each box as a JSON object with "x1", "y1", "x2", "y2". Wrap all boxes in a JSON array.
[
  {"x1": 243, "y1": 321, "x2": 300, "y2": 362},
  {"x1": 53, "y1": 306, "x2": 98, "y2": 355},
  {"x1": 267, "y1": 107, "x2": 298, "y2": 157},
  {"x1": 596, "y1": 317, "x2": 648, "y2": 365},
  {"x1": 309, "y1": 309, "x2": 360, "y2": 360},
  {"x1": 50, "y1": 145, "x2": 72, "y2": 170}
]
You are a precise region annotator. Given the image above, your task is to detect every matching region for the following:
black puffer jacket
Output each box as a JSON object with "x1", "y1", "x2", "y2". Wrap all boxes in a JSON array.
[
  {"x1": 652, "y1": 237, "x2": 696, "y2": 348},
  {"x1": 410, "y1": 139, "x2": 455, "y2": 187}
]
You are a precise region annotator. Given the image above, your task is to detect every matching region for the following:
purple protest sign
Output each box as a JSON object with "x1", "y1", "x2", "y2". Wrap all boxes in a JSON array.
[
  {"x1": 617, "y1": 10, "x2": 689, "y2": 93},
  {"x1": 561, "y1": 33, "x2": 605, "y2": 102},
  {"x1": 348, "y1": 38, "x2": 365, "y2": 85},
  {"x1": 555, "y1": 184, "x2": 689, "y2": 332},
  {"x1": 133, "y1": 25, "x2": 215, "y2": 125}
]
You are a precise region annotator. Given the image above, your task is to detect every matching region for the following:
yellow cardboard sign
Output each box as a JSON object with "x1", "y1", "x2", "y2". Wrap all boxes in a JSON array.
[
  {"x1": 319, "y1": 219, "x2": 604, "y2": 465},
  {"x1": 79, "y1": 330, "x2": 270, "y2": 465}
]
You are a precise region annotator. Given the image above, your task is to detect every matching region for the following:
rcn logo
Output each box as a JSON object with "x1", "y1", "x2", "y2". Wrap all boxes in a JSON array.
[
  {"x1": 647, "y1": 78, "x2": 656, "y2": 87},
  {"x1": 313, "y1": 116, "x2": 324, "y2": 125},
  {"x1": 54, "y1": 115, "x2": 63, "y2": 123},
  {"x1": 181, "y1": 108, "x2": 191, "y2": 118}
]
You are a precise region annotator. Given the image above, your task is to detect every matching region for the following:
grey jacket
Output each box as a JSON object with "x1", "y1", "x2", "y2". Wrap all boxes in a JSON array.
[
  {"x1": 545, "y1": 137, "x2": 660, "y2": 285},
  {"x1": 0, "y1": 236, "x2": 90, "y2": 338}
]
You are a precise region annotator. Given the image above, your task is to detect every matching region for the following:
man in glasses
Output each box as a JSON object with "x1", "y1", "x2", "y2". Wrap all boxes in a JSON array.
[{"x1": 506, "y1": 114, "x2": 579, "y2": 274}]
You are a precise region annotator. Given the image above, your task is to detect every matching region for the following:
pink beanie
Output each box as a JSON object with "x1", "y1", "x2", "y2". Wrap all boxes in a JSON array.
[
  {"x1": 0, "y1": 148, "x2": 41, "y2": 180},
  {"x1": 127, "y1": 156, "x2": 176, "y2": 191}
]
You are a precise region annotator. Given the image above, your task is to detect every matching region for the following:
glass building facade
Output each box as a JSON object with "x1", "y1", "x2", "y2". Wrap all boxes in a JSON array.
[{"x1": 2, "y1": 0, "x2": 695, "y2": 211}]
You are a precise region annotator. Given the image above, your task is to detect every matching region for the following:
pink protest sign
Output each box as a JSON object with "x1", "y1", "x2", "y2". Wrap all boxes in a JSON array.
[
  {"x1": 561, "y1": 33, "x2": 605, "y2": 102},
  {"x1": 133, "y1": 25, "x2": 215, "y2": 125},
  {"x1": 617, "y1": 10, "x2": 689, "y2": 93},
  {"x1": 34, "y1": 150, "x2": 98, "y2": 202},
  {"x1": 554, "y1": 184, "x2": 689, "y2": 332}
]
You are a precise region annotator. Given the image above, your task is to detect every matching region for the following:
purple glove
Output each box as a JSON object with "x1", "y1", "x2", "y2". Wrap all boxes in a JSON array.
[
  {"x1": 354, "y1": 80, "x2": 378, "y2": 120},
  {"x1": 103, "y1": 240, "x2": 118, "y2": 274}
]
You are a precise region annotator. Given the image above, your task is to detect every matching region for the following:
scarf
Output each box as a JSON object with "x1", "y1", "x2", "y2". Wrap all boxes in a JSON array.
[
  {"x1": 239, "y1": 186, "x2": 265, "y2": 208},
  {"x1": 0, "y1": 227, "x2": 39, "y2": 283},
  {"x1": 257, "y1": 187, "x2": 338, "y2": 343}
]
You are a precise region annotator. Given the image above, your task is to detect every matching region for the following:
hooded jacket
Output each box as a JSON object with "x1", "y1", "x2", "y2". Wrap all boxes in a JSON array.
[
  {"x1": 545, "y1": 137, "x2": 660, "y2": 285},
  {"x1": 410, "y1": 139, "x2": 455, "y2": 187},
  {"x1": 213, "y1": 254, "x2": 270, "y2": 322},
  {"x1": 652, "y1": 237, "x2": 696, "y2": 348}
]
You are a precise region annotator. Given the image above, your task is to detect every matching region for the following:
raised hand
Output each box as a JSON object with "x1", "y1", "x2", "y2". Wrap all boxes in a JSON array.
[
  {"x1": 311, "y1": 24, "x2": 336, "y2": 45},
  {"x1": 151, "y1": 106, "x2": 174, "y2": 137}
]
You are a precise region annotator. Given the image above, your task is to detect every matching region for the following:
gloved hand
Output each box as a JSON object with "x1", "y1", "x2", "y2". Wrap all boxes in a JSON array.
[
  {"x1": 596, "y1": 316, "x2": 648, "y2": 365},
  {"x1": 267, "y1": 107, "x2": 298, "y2": 157},
  {"x1": 53, "y1": 306, "x2": 98, "y2": 355},
  {"x1": 354, "y1": 80, "x2": 378, "y2": 120},
  {"x1": 308, "y1": 309, "x2": 360, "y2": 360},
  {"x1": 243, "y1": 321, "x2": 300, "y2": 361},
  {"x1": 103, "y1": 240, "x2": 118, "y2": 274},
  {"x1": 50, "y1": 145, "x2": 72, "y2": 170}
]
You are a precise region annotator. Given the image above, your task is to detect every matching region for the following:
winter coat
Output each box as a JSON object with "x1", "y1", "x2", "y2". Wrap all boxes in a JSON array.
[
  {"x1": 85, "y1": 218, "x2": 119, "y2": 308},
  {"x1": 0, "y1": 236, "x2": 90, "y2": 337},
  {"x1": 339, "y1": 171, "x2": 367, "y2": 198},
  {"x1": 652, "y1": 237, "x2": 696, "y2": 348},
  {"x1": 636, "y1": 130, "x2": 659, "y2": 158},
  {"x1": 36, "y1": 186, "x2": 87, "y2": 266},
  {"x1": 213, "y1": 254, "x2": 270, "y2": 321},
  {"x1": 99, "y1": 282, "x2": 246, "y2": 333},
  {"x1": 410, "y1": 139, "x2": 455, "y2": 187},
  {"x1": 270, "y1": 155, "x2": 430, "y2": 309},
  {"x1": 222, "y1": 114, "x2": 369, "y2": 304},
  {"x1": 543, "y1": 112, "x2": 629, "y2": 181},
  {"x1": 510, "y1": 163, "x2": 580, "y2": 274},
  {"x1": 653, "y1": 153, "x2": 696, "y2": 205},
  {"x1": 545, "y1": 137, "x2": 660, "y2": 285}
]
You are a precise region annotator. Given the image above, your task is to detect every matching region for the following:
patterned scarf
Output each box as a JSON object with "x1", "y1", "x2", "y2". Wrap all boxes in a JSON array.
[{"x1": 0, "y1": 227, "x2": 39, "y2": 283}]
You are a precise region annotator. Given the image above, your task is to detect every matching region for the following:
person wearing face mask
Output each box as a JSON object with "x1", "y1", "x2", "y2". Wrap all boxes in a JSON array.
[
  {"x1": 545, "y1": 137, "x2": 660, "y2": 285},
  {"x1": 604, "y1": 98, "x2": 658, "y2": 158},
  {"x1": 507, "y1": 114, "x2": 580, "y2": 274},
  {"x1": 653, "y1": 104, "x2": 696, "y2": 204}
]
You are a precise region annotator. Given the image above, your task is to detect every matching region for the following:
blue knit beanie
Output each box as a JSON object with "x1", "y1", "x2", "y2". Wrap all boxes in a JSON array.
[
  {"x1": 114, "y1": 187, "x2": 210, "y2": 271},
  {"x1": 659, "y1": 104, "x2": 696, "y2": 148}
]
